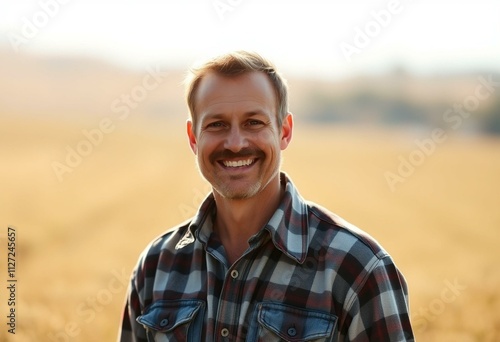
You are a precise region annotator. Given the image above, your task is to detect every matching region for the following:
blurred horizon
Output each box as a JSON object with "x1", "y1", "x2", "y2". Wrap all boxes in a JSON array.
[{"x1": 2, "y1": 47, "x2": 499, "y2": 136}]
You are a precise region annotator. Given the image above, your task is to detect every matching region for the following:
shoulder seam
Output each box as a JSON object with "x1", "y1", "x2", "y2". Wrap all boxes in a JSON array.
[{"x1": 307, "y1": 203, "x2": 388, "y2": 259}]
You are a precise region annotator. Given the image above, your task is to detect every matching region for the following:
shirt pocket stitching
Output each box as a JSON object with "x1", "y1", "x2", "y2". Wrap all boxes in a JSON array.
[
  {"x1": 256, "y1": 301, "x2": 338, "y2": 341},
  {"x1": 136, "y1": 299, "x2": 204, "y2": 336}
]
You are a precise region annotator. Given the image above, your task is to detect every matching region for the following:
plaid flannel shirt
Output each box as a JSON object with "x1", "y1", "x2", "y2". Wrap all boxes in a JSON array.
[{"x1": 119, "y1": 173, "x2": 414, "y2": 341}]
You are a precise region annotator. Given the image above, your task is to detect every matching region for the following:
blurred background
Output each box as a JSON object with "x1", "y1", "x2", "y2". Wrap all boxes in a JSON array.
[{"x1": 1, "y1": 0, "x2": 499, "y2": 340}]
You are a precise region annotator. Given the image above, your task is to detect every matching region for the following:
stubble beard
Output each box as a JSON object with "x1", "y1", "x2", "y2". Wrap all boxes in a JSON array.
[{"x1": 197, "y1": 152, "x2": 281, "y2": 201}]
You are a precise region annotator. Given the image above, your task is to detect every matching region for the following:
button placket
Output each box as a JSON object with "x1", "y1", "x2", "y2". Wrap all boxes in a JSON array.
[
  {"x1": 215, "y1": 258, "x2": 253, "y2": 341},
  {"x1": 221, "y1": 328, "x2": 229, "y2": 337}
]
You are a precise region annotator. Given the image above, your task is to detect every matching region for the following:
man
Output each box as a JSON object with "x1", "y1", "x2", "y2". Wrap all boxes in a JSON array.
[{"x1": 119, "y1": 51, "x2": 414, "y2": 341}]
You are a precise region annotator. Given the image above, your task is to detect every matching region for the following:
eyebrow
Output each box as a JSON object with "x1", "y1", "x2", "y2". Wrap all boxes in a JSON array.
[{"x1": 202, "y1": 110, "x2": 269, "y2": 122}]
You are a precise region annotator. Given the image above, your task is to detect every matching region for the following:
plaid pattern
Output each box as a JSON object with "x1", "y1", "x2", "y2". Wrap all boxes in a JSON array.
[{"x1": 119, "y1": 173, "x2": 414, "y2": 341}]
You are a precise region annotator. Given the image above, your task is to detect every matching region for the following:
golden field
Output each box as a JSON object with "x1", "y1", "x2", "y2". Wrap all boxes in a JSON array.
[{"x1": 0, "y1": 115, "x2": 499, "y2": 341}]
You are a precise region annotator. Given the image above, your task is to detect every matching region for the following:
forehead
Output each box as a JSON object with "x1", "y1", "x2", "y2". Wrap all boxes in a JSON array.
[{"x1": 194, "y1": 71, "x2": 277, "y2": 118}]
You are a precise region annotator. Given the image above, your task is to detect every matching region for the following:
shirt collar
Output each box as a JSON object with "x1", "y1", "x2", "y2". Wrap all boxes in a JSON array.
[
  {"x1": 181, "y1": 172, "x2": 309, "y2": 264},
  {"x1": 263, "y1": 173, "x2": 309, "y2": 263}
]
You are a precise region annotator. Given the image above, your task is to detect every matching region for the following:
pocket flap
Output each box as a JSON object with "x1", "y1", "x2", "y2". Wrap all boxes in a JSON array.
[
  {"x1": 137, "y1": 299, "x2": 204, "y2": 333},
  {"x1": 257, "y1": 302, "x2": 337, "y2": 341}
]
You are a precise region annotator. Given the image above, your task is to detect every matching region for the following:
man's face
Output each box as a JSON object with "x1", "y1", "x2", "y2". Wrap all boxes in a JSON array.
[{"x1": 187, "y1": 71, "x2": 292, "y2": 200}]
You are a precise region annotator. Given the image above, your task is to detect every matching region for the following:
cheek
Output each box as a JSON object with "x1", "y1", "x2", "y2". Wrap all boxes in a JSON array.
[{"x1": 196, "y1": 138, "x2": 217, "y2": 160}]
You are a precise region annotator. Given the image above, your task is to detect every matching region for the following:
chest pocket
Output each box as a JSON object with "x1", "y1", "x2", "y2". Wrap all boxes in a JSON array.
[
  {"x1": 247, "y1": 302, "x2": 338, "y2": 342},
  {"x1": 136, "y1": 299, "x2": 205, "y2": 342}
]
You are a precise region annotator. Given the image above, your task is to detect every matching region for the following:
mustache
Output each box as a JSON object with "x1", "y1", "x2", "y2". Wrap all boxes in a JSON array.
[{"x1": 209, "y1": 148, "x2": 264, "y2": 162}]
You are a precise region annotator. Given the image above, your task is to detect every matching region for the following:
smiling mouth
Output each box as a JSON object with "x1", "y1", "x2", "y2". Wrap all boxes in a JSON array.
[{"x1": 220, "y1": 158, "x2": 257, "y2": 168}]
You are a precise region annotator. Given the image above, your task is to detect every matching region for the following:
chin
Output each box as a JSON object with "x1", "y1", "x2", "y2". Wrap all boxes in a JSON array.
[{"x1": 215, "y1": 182, "x2": 262, "y2": 200}]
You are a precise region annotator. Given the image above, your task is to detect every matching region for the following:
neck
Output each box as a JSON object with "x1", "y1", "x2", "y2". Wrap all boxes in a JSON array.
[{"x1": 213, "y1": 173, "x2": 283, "y2": 264}]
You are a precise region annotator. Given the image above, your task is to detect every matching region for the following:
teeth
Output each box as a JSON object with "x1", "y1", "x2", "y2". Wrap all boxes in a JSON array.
[{"x1": 223, "y1": 159, "x2": 254, "y2": 168}]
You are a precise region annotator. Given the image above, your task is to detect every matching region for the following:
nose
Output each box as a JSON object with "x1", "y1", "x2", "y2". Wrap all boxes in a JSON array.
[{"x1": 224, "y1": 125, "x2": 248, "y2": 152}]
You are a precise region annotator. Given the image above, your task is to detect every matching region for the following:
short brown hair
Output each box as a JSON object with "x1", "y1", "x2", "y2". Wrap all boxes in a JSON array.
[{"x1": 185, "y1": 51, "x2": 288, "y2": 129}]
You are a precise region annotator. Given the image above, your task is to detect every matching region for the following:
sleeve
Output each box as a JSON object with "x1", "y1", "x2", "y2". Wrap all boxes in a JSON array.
[
  {"x1": 118, "y1": 260, "x2": 149, "y2": 342},
  {"x1": 345, "y1": 256, "x2": 415, "y2": 342}
]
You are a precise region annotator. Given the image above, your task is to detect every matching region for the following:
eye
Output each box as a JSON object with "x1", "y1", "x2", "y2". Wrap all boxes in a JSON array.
[
  {"x1": 246, "y1": 119, "x2": 265, "y2": 127},
  {"x1": 205, "y1": 121, "x2": 226, "y2": 130}
]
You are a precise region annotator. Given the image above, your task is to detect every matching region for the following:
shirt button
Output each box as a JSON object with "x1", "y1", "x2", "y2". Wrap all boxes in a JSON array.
[
  {"x1": 230, "y1": 270, "x2": 239, "y2": 279},
  {"x1": 221, "y1": 328, "x2": 229, "y2": 337},
  {"x1": 159, "y1": 318, "x2": 169, "y2": 327},
  {"x1": 287, "y1": 327, "x2": 297, "y2": 337}
]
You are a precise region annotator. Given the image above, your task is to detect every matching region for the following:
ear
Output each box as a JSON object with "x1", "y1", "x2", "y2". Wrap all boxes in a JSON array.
[
  {"x1": 186, "y1": 120, "x2": 198, "y2": 155},
  {"x1": 280, "y1": 113, "x2": 293, "y2": 150}
]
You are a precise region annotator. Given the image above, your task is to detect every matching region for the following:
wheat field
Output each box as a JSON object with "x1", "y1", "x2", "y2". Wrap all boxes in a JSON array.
[{"x1": 0, "y1": 115, "x2": 499, "y2": 341}]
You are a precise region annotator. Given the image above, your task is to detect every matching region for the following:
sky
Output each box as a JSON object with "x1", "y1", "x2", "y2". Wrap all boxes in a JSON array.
[{"x1": 0, "y1": 0, "x2": 499, "y2": 79}]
